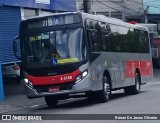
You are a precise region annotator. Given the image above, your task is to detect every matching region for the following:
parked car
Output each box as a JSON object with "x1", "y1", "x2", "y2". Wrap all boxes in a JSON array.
[{"x1": 2, "y1": 62, "x2": 21, "y2": 83}]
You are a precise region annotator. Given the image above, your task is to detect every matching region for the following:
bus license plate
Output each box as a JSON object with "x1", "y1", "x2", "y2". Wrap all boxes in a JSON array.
[{"x1": 48, "y1": 87, "x2": 59, "y2": 92}]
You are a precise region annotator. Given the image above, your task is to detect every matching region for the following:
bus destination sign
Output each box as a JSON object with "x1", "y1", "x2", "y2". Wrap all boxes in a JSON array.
[{"x1": 28, "y1": 14, "x2": 80, "y2": 29}]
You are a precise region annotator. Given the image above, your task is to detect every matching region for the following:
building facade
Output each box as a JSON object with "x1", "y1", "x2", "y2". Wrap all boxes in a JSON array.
[
  {"x1": 77, "y1": 0, "x2": 144, "y2": 22},
  {"x1": 0, "y1": 0, "x2": 76, "y2": 64},
  {"x1": 143, "y1": 0, "x2": 160, "y2": 34},
  {"x1": 144, "y1": 0, "x2": 160, "y2": 14}
]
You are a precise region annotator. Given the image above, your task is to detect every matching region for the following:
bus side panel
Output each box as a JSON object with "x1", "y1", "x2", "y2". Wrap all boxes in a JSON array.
[
  {"x1": 125, "y1": 60, "x2": 152, "y2": 85},
  {"x1": 89, "y1": 53, "x2": 104, "y2": 91},
  {"x1": 89, "y1": 52, "x2": 153, "y2": 91},
  {"x1": 89, "y1": 52, "x2": 125, "y2": 91},
  {"x1": 122, "y1": 53, "x2": 153, "y2": 87}
]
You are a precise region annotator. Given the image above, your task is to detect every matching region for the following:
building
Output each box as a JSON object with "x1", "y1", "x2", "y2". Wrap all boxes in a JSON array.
[
  {"x1": 143, "y1": 0, "x2": 160, "y2": 34},
  {"x1": 144, "y1": 0, "x2": 160, "y2": 14},
  {"x1": 76, "y1": 0, "x2": 144, "y2": 22},
  {"x1": 143, "y1": 0, "x2": 160, "y2": 68},
  {"x1": 0, "y1": 0, "x2": 76, "y2": 64}
]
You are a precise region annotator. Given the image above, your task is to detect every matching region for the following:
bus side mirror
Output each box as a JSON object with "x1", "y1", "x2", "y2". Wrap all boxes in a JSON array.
[
  {"x1": 13, "y1": 35, "x2": 21, "y2": 60},
  {"x1": 13, "y1": 40, "x2": 17, "y2": 53}
]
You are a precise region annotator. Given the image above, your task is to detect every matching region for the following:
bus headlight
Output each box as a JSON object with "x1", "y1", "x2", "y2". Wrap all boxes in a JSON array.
[
  {"x1": 82, "y1": 71, "x2": 88, "y2": 78},
  {"x1": 24, "y1": 78, "x2": 29, "y2": 84},
  {"x1": 75, "y1": 70, "x2": 88, "y2": 83},
  {"x1": 76, "y1": 75, "x2": 82, "y2": 83}
]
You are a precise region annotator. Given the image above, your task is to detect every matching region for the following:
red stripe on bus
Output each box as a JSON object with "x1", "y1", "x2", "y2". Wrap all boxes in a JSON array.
[
  {"x1": 27, "y1": 70, "x2": 81, "y2": 85},
  {"x1": 125, "y1": 60, "x2": 152, "y2": 78}
]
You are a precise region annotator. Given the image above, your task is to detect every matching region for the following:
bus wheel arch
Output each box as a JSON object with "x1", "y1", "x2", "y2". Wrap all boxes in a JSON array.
[
  {"x1": 103, "y1": 70, "x2": 112, "y2": 90},
  {"x1": 87, "y1": 70, "x2": 112, "y2": 103},
  {"x1": 98, "y1": 70, "x2": 112, "y2": 102},
  {"x1": 124, "y1": 68, "x2": 141, "y2": 95}
]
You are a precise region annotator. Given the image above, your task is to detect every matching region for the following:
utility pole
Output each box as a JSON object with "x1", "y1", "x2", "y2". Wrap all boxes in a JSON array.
[
  {"x1": 83, "y1": 0, "x2": 92, "y2": 13},
  {"x1": 144, "y1": 6, "x2": 149, "y2": 23}
]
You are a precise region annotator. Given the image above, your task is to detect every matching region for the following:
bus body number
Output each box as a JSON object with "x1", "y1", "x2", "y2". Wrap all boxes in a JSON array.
[{"x1": 60, "y1": 76, "x2": 73, "y2": 81}]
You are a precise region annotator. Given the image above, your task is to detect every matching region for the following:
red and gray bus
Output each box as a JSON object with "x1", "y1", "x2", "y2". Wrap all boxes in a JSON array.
[{"x1": 14, "y1": 12, "x2": 153, "y2": 107}]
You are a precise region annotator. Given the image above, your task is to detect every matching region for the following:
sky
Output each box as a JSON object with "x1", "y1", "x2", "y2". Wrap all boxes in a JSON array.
[{"x1": 143, "y1": 0, "x2": 160, "y2": 14}]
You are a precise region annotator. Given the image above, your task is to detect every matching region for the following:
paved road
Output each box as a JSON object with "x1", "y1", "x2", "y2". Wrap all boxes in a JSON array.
[
  {"x1": 2, "y1": 69, "x2": 160, "y2": 122},
  {"x1": 5, "y1": 81, "x2": 160, "y2": 114},
  {"x1": 3, "y1": 82, "x2": 160, "y2": 123}
]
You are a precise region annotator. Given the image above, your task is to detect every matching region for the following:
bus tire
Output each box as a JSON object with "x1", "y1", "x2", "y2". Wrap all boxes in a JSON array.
[
  {"x1": 124, "y1": 73, "x2": 141, "y2": 95},
  {"x1": 96, "y1": 75, "x2": 111, "y2": 103},
  {"x1": 45, "y1": 96, "x2": 58, "y2": 108}
]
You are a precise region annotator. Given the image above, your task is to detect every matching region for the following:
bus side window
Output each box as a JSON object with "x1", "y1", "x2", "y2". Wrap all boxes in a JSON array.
[
  {"x1": 87, "y1": 29, "x2": 93, "y2": 52},
  {"x1": 87, "y1": 29, "x2": 100, "y2": 52},
  {"x1": 100, "y1": 23, "x2": 111, "y2": 51},
  {"x1": 92, "y1": 30, "x2": 99, "y2": 52}
]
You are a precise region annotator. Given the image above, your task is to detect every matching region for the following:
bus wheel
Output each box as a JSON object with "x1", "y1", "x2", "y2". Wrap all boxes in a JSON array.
[
  {"x1": 124, "y1": 73, "x2": 140, "y2": 95},
  {"x1": 45, "y1": 96, "x2": 58, "y2": 108},
  {"x1": 96, "y1": 75, "x2": 111, "y2": 103}
]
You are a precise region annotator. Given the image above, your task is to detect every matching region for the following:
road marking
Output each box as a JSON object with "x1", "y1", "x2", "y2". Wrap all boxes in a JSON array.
[
  {"x1": 146, "y1": 81, "x2": 160, "y2": 85},
  {"x1": 143, "y1": 82, "x2": 160, "y2": 88},
  {"x1": 30, "y1": 105, "x2": 40, "y2": 108}
]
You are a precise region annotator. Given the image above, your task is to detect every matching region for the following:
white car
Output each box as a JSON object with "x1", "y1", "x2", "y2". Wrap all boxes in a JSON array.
[{"x1": 2, "y1": 63, "x2": 21, "y2": 83}]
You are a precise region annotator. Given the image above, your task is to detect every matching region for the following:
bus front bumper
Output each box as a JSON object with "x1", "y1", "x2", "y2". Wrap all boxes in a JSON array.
[{"x1": 24, "y1": 75, "x2": 91, "y2": 99}]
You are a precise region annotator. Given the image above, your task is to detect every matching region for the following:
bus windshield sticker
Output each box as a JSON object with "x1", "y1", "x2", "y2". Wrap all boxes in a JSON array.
[
  {"x1": 41, "y1": 33, "x2": 49, "y2": 40},
  {"x1": 30, "y1": 36, "x2": 41, "y2": 42},
  {"x1": 30, "y1": 33, "x2": 49, "y2": 42},
  {"x1": 52, "y1": 59, "x2": 58, "y2": 65},
  {"x1": 58, "y1": 58, "x2": 78, "y2": 64}
]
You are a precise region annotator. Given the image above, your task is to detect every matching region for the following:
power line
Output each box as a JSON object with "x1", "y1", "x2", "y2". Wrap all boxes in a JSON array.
[
  {"x1": 95, "y1": 0, "x2": 134, "y2": 16},
  {"x1": 81, "y1": 0, "x2": 160, "y2": 9},
  {"x1": 109, "y1": 0, "x2": 142, "y2": 14}
]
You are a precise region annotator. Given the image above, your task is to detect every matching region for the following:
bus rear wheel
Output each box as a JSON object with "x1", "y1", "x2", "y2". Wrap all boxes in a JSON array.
[
  {"x1": 45, "y1": 96, "x2": 58, "y2": 108},
  {"x1": 124, "y1": 73, "x2": 141, "y2": 95}
]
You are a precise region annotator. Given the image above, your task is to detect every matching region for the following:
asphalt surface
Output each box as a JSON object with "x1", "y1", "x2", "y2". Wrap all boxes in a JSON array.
[
  {"x1": 1, "y1": 69, "x2": 160, "y2": 122},
  {"x1": 4, "y1": 81, "x2": 160, "y2": 114}
]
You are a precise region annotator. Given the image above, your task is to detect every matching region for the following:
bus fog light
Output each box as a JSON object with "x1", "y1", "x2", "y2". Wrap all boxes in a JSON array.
[
  {"x1": 76, "y1": 75, "x2": 82, "y2": 83},
  {"x1": 28, "y1": 81, "x2": 33, "y2": 88},
  {"x1": 82, "y1": 71, "x2": 88, "y2": 78},
  {"x1": 24, "y1": 78, "x2": 29, "y2": 84}
]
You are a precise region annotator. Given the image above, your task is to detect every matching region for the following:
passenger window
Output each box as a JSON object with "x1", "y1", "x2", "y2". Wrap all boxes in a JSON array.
[{"x1": 87, "y1": 29, "x2": 100, "y2": 52}]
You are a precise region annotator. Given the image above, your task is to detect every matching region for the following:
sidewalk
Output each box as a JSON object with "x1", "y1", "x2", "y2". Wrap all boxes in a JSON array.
[
  {"x1": 0, "y1": 79, "x2": 45, "y2": 113},
  {"x1": 0, "y1": 94, "x2": 45, "y2": 113}
]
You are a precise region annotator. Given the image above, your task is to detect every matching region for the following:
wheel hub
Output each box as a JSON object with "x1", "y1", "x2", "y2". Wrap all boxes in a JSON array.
[{"x1": 104, "y1": 77, "x2": 110, "y2": 98}]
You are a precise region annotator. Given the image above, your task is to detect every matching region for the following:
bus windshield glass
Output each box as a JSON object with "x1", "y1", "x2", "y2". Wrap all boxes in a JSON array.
[{"x1": 26, "y1": 28, "x2": 86, "y2": 67}]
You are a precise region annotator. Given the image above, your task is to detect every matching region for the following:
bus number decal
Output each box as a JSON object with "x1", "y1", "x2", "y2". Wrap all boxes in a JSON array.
[{"x1": 60, "y1": 76, "x2": 73, "y2": 81}]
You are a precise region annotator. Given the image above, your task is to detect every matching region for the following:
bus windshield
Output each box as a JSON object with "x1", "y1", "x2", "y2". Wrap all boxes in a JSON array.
[{"x1": 26, "y1": 28, "x2": 86, "y2": 67}]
